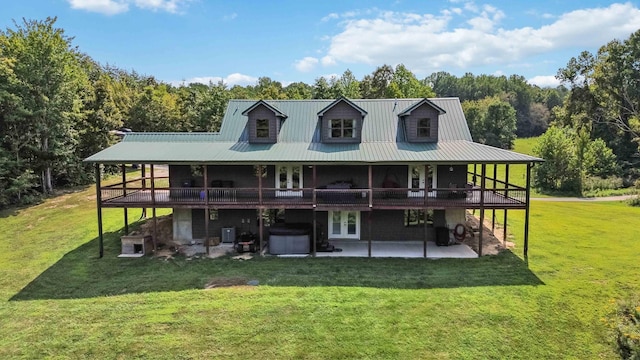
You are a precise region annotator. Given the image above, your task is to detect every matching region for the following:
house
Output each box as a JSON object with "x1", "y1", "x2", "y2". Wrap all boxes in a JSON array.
[{"x1": 85, "y1": 97, "x2": 542, "y2": 258}]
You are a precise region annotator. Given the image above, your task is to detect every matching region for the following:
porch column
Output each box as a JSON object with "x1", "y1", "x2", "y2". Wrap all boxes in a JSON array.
[
  {"x1": 258, "y1": 165, "x2": 264, "y2": 255},
  {"x1": 424, "y1": 164, "x2": 429, "y2": 258},
  {"x1": 141, "y1": 164, "x2": 146, "y2": 219},
  {"x1": 312, "y1": 211, "x2": 317, "y2": 257},
  {"x1": 312, "y1": 165, "x2": 317, "y2": 208},
  {"x1": 204, "y1": 165, "x2": 209, "y2": 255},
  {"x1": 503, "y1": 164, "x2": 510, "y2": 246},
  {"x1": 122, "y1": 164, "x2": 128, "y2": 235},
  {"x1": 524, "y1": 162, "x2": 532, "y2": 259},
  {"x1": 492, "y1": 164, "x2": 497, "y2": 232},
  {"x1": 258, "y1": 165, "x2": 263, "y2": 206},
  {"x1": 259, "y1": 209, "x2": 265, "y2": 256},
  {"x1": 150, "y1": 164, "x2": 157, "y2": 251},
  {"x1": 423, "y1": 207, "x2": 428, "y2": 258},
  {"x1": 95, "y1": 164, "x2": 104, "y2": 258},
  {"x1": 368, "y1": 212, "x2": 372, "y2": 257},
  {"x1": 478, "y1": 164, "x2": 486, "y2": 257},
  {"x1": 368, "y1": 165, "x2": 372, "y2": 209}
]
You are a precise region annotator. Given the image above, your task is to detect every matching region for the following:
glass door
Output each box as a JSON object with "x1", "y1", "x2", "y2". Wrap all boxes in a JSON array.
[
  {"x1": 328, "y1": 211, "x2": 360, "y2": 239},
  {"x1": 276, "y1": 164, "x2": 303, "y2": 197},
  {"x1": 408, "y1": 165, "x2": 436, "y2": 198}
]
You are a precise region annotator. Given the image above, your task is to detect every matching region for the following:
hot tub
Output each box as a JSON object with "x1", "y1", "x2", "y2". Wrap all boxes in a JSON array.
[{"x1": 268, "y1": 224, "x2": 312, "y2": 255}]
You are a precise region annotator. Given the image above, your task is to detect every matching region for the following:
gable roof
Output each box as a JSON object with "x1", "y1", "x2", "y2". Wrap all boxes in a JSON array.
[
  {"x1": 317, "y1": 97, "x2": 368, "y2": 117},
  {"x1": 240, "y1": 100, "x2": 287, "y2": 118},
  {"x1": 84, "y1": 98, "x2": 543, "y2": 164},
  {"x1": 398, "y1": 98, "x2": 446, "y2": 116}
]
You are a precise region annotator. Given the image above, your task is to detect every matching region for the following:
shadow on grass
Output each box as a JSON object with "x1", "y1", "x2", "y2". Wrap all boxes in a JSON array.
[{"x1": 11, "y1": 230, "x2": 544, "y2": 301}]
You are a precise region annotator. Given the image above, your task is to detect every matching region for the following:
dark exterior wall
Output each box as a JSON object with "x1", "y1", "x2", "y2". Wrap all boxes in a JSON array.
[
  {"x1": 404, "y1": 104, "x2": 439, "y2": 143},
  {"x1": 320, "y1": 101, "x2": 364, "y2": 143},
  {"x1": 192, "y1": 208, "x2": 444, "y2": 241},
  {"x1": 315, "y1": 165, "x2": 368, "y2": 188},
  {"x1": 169, "y1": 165, "x2": 194, "y2": 187},
  {"x1": 437, "y1": 165, "x2": 467, "y2": 188},
  {"x1": 192, "y1": 209, "x2": 258, "y2": 240},
  {"x1": 206, "y1": 165, "x2": 258, "y2": 188},
  {"x1": 247, "y1": 104, "x2": 279, "y2": 143}
]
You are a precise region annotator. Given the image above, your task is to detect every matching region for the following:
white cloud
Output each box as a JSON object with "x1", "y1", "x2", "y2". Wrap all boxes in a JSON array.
[
  {"x1": 223, "y1": 12, "x2": 237, "y2": 20},
  {"x1": 321, "y1": 55, "x2": 336, "y2": 66},
  {"x1": 319, "y1": 3, "x2": 640, "y2": 75},
  {"x1": 67, "y1": 0, "x2": 189, "y2": 15},
  {"x1": 173, "y1": 73, "x2": 258, "y2": 87},
  {"x1": 67, "y1": 0, "x2": 129, "y2": 15},
  {"x1": 528, "y1": 75, "x2": 560, "y2": 88},
  {"x1": 294, "y1": 57, "x2": 319, "y2": 72},
  {"x1": 321, "y1": 13, "x2": 339, "y2": 22}
]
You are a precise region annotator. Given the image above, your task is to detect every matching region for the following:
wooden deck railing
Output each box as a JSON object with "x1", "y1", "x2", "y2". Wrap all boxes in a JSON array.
[{"x1": 100, "y1": 177, "x2": 527, "y2": 209}]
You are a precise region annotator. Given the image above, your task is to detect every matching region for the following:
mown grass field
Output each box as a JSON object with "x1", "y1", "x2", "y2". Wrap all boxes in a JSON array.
[{"x1": 1, "y1": 166, "x2": 640, "y2": 358}]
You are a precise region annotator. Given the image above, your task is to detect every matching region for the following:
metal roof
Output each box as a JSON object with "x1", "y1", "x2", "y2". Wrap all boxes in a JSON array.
[{"x1": 85, "y1": 98, "x2": 543, "y2": 164}]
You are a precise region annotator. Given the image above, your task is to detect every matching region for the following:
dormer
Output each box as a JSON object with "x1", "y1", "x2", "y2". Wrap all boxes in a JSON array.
[
  {"x1": 242, "y1": 100, "x2": 287, "y2": 144},
  {"x1": 317, "y1": 97, "x2": 367, "y2": 143},
  {"x1": 398, "y1": 99, "x2": 446, "y2": 143}
]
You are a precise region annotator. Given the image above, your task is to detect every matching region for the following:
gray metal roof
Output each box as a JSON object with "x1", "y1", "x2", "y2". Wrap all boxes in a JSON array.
[{"x1": 85, "y1": 98, "x2": 543, "y2": 164}]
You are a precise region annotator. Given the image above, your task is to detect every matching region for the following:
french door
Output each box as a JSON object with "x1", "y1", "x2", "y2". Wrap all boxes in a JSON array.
[
  {"x1": 276, "y1": 164, "x2": 302, "y2": 197},
  {"x1": 328, "y1": 211, "x2": 360, "y2": 239},
  {"x1": 408, "y1": 165, "x2": 436, "y2": 197}
]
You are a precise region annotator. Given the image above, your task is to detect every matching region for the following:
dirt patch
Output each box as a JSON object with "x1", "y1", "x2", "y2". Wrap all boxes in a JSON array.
[
  {"x1": 462, "y1": 211, "x2": 510, "y2": 256},
  {"x1": 204, "y1": 277, "x2": 250, "y2": 289}
]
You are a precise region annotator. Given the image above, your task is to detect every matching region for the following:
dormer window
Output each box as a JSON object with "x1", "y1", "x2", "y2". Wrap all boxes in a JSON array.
[
  {"x1": 417, "y1": 118, "x2": 431, "y2": 138},
  {"x1": 256, "y1": 119, "x2": 270, "y2": 138},
  {"x1": 399, "y1": 99, "x2": 445, "y2": 143},
  {"x1": 317, "y1": 97, "x2": 367, "y2": 143},
  {"x1": 242, "y1": 100, "x2": 287, "y2": 144},
  {"x1": 331, "y1": 119, "x2": 356, "y2": 138}
]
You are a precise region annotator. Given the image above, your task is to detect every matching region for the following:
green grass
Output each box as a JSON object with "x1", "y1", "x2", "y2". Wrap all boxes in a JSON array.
[{"x1": 1, "y1": 179, "x2": 640, "y2": 358}]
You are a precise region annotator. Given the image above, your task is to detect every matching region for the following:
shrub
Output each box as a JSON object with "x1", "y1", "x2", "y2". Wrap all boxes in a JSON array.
[
  {"x1": 582, "y1": 176, "x2": 624, "y2": 192},
  {"x1": 628, "y1": 196, "x2": 640, "y2": 207},
  {"x1": 605, "y1": 296, "x2": 640, "y2": 359}
]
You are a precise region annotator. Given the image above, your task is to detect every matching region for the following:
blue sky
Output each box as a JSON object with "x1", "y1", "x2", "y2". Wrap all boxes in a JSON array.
[{"x1": 2, "y1": 0, "x2": 640, "y2": 88}]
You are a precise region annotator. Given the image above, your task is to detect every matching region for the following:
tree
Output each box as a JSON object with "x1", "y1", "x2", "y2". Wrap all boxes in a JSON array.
[
  {"x1": 388, "y1": 64, "x2": 434, "y2": 98},
  {"x1": 330, "y1": 69, "x2": 361, "y2": 98},
  {"x1": 557, "y1": 30, "x2": 640, "y2": 166},
  {"x1": 284, "y1": 81, "x2": 312, "y2": 99},
  {"x1": 533, "y1": 127, "x2": 581, "y2": 192},
  {"x1": 312, "y1": 77, "x2": 332, "y2": 99},
  {"x1": 0, "y1": 17, "x2": 86, "y2": 193},
  {"x1": 462, "y1": 97, "x2": 517, "y2": 149},
  {"x1": 128, "y1": 84, "x2": 182, "y2": 132},
  {"x1": 584, "y1": 138, "x2": 620, "y2": 177}
]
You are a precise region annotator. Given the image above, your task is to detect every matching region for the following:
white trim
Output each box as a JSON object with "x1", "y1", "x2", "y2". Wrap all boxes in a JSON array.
[
  {"x1": 328, "y1": 211, "x2": 360, "y2": 239},
  {"x1": 275, "y1": 164, "x2": 303, "y2": 197},
  {"x1": 407, "y1": 165, "x2": 437, "y2": 198}
]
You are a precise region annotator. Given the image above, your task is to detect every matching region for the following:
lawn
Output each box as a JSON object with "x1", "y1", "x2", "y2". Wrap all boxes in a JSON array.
[{"x1": 1, "y1": 179, "x2": 639, "y2": 358}]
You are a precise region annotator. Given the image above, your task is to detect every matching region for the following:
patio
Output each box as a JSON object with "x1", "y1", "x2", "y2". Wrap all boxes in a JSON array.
[{"x1": 291, "y1": 240, "x2": 477, "y2": 259}]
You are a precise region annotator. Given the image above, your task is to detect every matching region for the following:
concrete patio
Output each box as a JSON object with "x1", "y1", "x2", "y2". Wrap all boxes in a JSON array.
[
  {"x1": 156, "y1": 240, "x2": 478, "y2": 259},
  {"x1": 313, "y1": 240, "x2": 478, "y2": 259}
]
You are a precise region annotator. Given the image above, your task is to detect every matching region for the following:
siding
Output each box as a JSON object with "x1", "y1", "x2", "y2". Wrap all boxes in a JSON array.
[
  {"x1": 247, "y1": 104, "x2": 279, "y2": 143},
  {"x1": 404, "y1": 103, "x2": 439, "y2": 143},
  {"x1": 192, "y1": 209, "x2": 258, "y2": 240},
  {"x1": 321, "y1": 101, "x2": 364, "y2": 143}
]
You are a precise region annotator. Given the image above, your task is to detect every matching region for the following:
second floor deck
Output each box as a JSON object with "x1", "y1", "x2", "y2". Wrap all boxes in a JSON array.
[{"x1": 99, "y1": 176, "x2": 527, "y2": 210}]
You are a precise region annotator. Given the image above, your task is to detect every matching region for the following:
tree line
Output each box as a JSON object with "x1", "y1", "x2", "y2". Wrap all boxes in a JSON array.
[
  {"x1": 4, "y1": 17, "x2": 633, "y2": 208},
  {"x1": 534, "y1": 29, "x2": 640, "y2": 194}
]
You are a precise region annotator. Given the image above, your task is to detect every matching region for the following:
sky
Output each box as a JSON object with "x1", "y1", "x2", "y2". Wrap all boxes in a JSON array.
[{"x1": 2, "y1": 0, "x2": 640, "y2": 88}]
